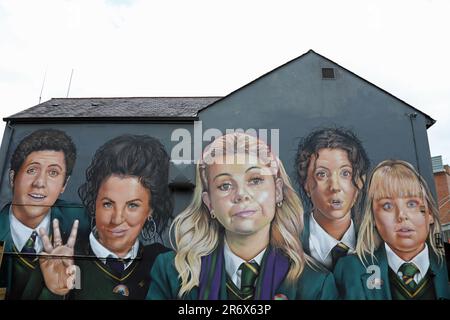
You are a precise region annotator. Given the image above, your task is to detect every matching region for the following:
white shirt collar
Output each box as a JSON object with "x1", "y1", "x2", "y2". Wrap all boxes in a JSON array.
[
  {"x1": 385, "y1": 242, "x2": 430, "y2": 282},
  {"x1": 9, "y1": 205, "x2": 50, "y2": 253},
  {"x1": 223, "y1": 239, "x2": 266, "y2": 289},
  {"x1": 89, "y1": 229, "x2": 139, "y2": 270},
  {"x1": 308, "y1": 211, "x2": 356, "y2": 269}
]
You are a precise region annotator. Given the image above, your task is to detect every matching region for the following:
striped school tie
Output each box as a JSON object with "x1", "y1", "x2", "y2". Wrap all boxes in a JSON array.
[
  {"x1": 239, "y1": 261, "x2": 260, "y2": 300},
  {"x1": 21, "y1": 231, "x2": 38, "y2": 255},
  {"x1": 399, "y1": 263, "x2": 420, "y2": 290},
  {"x1": 331, "y1": 242, "x2": 349, "y2": 268}
]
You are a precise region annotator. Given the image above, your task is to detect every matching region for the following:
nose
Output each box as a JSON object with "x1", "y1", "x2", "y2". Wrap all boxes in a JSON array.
[
  {"x1": 111, "y1": 206, "x2": 126, "y2": 225},
  {"x1": 233, "y1": 185, "x2": 251, "y2": 203},
  {"x1": 396, "y1": 207, "x2": 408, "y2": 222},
  {"x1": 329, "y1": 171, "x2": 341, "y2": 193},
  {"x1": 31, "y1": 171, "x2": 47, "y2": 188}
]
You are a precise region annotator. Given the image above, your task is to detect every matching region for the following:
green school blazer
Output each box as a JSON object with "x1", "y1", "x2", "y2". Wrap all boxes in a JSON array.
[
  {"x1": 147, "y1": 251, "x2": 338, "y2": 300},
  {"x1": 333, "y1": 245, "x2": 450, "y2": 300},
  {"x1": 0, "y1": 200, "x2": 90, "y2": 300}
]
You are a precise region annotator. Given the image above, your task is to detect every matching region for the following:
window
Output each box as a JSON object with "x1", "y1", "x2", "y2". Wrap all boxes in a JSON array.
[{"x1": 322, "y1": 68, "x2": 335, "y2": 79}]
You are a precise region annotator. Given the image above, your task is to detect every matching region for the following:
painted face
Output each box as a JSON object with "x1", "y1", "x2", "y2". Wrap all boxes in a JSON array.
[
  {"x1": 202, "y1": 154, "x2": 283, "y2": 240},
  {"x1": 373, "y1": 196, "x2": 433, "y2": 260},
  {"x1": 95, "y1": 175, "x2": 151, "y2": 257},
  {"x1": 11, "y1": 150, "x2": 67, "y2": 228},
  {"x1": 304, "y1": 148, "x2": 359, "y2": 222}
]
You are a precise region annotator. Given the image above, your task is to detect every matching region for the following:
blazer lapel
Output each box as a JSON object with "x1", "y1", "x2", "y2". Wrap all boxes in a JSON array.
[
  {"x1": 361, "y1": 246, "x2": 392, "y2": 300},
  {"x1": 301, "y1": 211, "x2": 311, "y2": 254},
  {"x1": 219, "y1": 261, "x2": 228, "y2": 300},
  {"x1": 0, "y1": 205, "x2": 12, "y2": 251},
  {"x1": 429, "y1": 252, "x2": 450, "y2": 299},
  {"x1": 0, "y1": 204, "x2": 14, "y2": 296}
]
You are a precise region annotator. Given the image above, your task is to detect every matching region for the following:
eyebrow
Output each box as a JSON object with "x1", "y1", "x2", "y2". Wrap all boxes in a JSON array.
[
  {"x1": 100, "y1": 197, "x2": 115, "y2": 203},
  {"x1": 245, "y1": 166, "x2": 262, "y2": 173},
  {"x1": 27, "y1": 162, "x2": 63, "y2": 170},
  {"x1": 127, "y1": 199, "x2": 143, "y2": 203},
  {"x1": 212, "y1": 166, "x2": 263, "y2": 182},
  {"x1": 213, "y1": 173, "x2": 231, "y2": 182},
  {"x1": 315, "y1": 164, "x2": 352, "y2": 170}
]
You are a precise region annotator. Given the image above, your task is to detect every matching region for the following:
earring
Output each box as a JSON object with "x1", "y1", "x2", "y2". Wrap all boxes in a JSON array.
[
  {"x1": 141, "y1": 216, "x2": 160, "y2": 243},
  {"x1": 276, "y1": 201, "x2": 283, "y2": 208},
  {"x1": 210, "y1": 209, "x2": 216, "y2": 219}
]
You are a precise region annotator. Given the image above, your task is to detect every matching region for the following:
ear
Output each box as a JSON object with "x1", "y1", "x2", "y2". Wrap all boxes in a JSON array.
[
  {"x1": 303, "y1": 181, "x2": 310, "y2": 197},
  {"x1": 275, "y1": 178, "x2": 284, "y2": 203},
  {"x1": 357, "y1": 174, "x2": 366, "y2": 190},
  {"x1": 9, "y1": 170, "x2": 15, "y2": 189},
  {"x1": 202, "y1": 192, "x2": 212, "y2": 211},
  {"x1": 60, "y1": 176, "x2": 70, "y2": 194},
  {"x1": 426, "y1": 206, "x2": 434, "y2": 224},
  {"x1": 148, "y1": 208, "x2": 154, "y2": 219}
]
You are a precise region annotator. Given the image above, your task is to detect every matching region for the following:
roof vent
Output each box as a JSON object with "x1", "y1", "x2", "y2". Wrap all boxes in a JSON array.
[
  {"x1": 322, "y1": 68, "x2": 335, "y2": 79},
  {"x1": 51, "y1": 103, "x2": 59, "y2": 107},
  {"x1": 91, "y1": 102, "x2": 100, "y2": 106}
]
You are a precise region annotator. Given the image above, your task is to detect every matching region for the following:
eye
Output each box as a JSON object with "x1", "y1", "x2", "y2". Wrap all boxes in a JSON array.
[
  {"x1": 406, "y1": 200, "x2": 419, "y2": 209},
  {"x1": 26, "y1": 167, "x2": 37, "y2": 175},
  {"x1": 128, "y1": 202, "x2": 140, "y2": 209},
  {"x1": 341, "y1": 169, "x2": 352, "y2": 178},
  {"x1": 249, "y1": 177, "x2": 264, "y2": 185},
  {"x1": 218, "y1": 182, "x2": 232, "y2": 191},
  {"x1": 102, "y1": 201, "x2": 113, "y2": 209},
  {"x1": 48, "y1": 170, "x2": 60, "y2": 177},
  {"x1": 315, "y1": 170, "x2": 328, "y2": 180},
  {"x1": 382, "y1": 202, "x2": 393, "y2": 211}
]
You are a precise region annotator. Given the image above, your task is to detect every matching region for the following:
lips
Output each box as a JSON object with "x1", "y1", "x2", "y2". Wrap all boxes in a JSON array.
[
  {"x1": 108, "y1": 228, "x2": 129, "y2": 237},
  {"x1": 395, "y1": 226, "x2": 415, "y2": 237},
  {"x1": 28, "y1": 193, "x2": 47, "y2": 201},
  {"x1": 233, "y1": 209, "x2": 257, "y2": 218},
  {"x1": 330, "y1": 199, "x2": 343, "y2": 209}
]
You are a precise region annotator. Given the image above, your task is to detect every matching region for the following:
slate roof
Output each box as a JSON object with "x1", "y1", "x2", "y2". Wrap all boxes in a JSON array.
[{"x1": 4, "y1": 97, "x2": 222, "y2": 122}]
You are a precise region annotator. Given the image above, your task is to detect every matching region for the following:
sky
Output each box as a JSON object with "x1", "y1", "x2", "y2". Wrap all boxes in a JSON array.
[{"x1": 0, "y1": 0, "x2": 449, "y2": 164}]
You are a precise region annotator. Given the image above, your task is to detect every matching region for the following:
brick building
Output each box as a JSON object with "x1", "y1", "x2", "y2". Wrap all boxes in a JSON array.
[{"x1": 432, "y1": 156, "x2": 450, "y2": 242}]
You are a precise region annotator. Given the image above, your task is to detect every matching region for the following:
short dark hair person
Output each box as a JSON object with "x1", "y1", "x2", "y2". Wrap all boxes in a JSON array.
[
  {"x1": 295, "y1": 127, "x2": 370, "y2": 216},
  {"x1": 78, "y1": 134, "x2": 173, "y2": 236},
  {"x1": 10, "y1": 129, "x2": 77, "y2": 183}
]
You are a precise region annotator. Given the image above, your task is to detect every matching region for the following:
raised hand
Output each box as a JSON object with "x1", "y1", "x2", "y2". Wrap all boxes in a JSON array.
[{"x1": 39, "y1": 219, "x2": 79, "y2": 296}]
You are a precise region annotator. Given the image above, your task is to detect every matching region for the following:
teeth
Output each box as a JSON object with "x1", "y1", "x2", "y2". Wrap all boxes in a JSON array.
[{"x1": 29, "y1": 194, "x2": 45, "y2": 199}]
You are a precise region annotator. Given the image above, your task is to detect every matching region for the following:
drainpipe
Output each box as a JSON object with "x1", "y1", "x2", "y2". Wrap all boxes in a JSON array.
[{"x1": 407, "y1": 112, "x2": 420, "y2": 174}]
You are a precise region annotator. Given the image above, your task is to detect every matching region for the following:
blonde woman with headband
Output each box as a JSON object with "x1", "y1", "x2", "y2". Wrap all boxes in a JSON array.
[
  {"x1": 334, "y1": 160, "x2": 449, "y2": 300},
  {"x1": 147, "y1": 132, "x2": 337, "y2": 300}
]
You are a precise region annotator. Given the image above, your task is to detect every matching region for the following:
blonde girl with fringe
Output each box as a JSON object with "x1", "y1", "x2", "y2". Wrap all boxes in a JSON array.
[
  {"x1": 147, "y1": 132, "x2": 338, "y2": 300},
  {"x1": 334, "y1": 159, "x2": 449, "y2": 300}
]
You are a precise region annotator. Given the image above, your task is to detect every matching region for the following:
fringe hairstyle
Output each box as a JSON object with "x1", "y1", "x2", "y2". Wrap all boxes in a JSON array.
[{"x1": 356, "y1": 159, "x2": 444, "y2": 266}]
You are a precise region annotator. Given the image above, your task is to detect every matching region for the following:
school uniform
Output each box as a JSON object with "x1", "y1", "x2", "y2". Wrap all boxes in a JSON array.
[
  {"x1": 70, "y1": 231, "x2": 170, "y2": 300},
  {"x1": 301, "y1": 211, "x2": 356, "y2": 270},
  {"x1": 334, "y1": 243, "x2": 450, "y2": 300},
  {"x1": 0, "y1": 200, "x2": 90, "y2": 300},
  {"x1": 147, "y1": 240, "x2": 338, "y2": 300}
]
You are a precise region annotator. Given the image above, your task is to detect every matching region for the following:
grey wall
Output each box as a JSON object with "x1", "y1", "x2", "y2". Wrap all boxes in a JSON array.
[{"x1": 199, "y1": 52, "x2": 436, "y2": 196}]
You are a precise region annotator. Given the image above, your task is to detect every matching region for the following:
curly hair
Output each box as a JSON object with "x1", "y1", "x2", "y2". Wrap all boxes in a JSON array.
[
  {"x1": 295, "y1": 127, "x2": 370, "y2": 219},
  {"x1": 10, "y1": 129, "x2": 77, "y2": 183},
  {"x1": 78, "y1": 134, "x2": 173, "y2": 235}
]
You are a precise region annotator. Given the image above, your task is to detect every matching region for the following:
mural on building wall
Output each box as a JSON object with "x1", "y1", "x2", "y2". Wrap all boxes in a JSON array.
[{"x1": 0, "y1": 128, "x2": 448, "y2": 300}]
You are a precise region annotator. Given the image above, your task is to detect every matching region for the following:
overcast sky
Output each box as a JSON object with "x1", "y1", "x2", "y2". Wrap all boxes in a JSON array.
[{"x1": 1, "y1": 0, "x2": 449, "y2": 164}]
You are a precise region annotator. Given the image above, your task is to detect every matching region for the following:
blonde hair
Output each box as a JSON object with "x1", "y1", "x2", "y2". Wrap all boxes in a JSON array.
[
  {"x1": 356, "y1": 159, "x2": 444, "y2": 265},
  {"x1": 171, "y1": 132, "x2": 307, "y2": 297}
]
